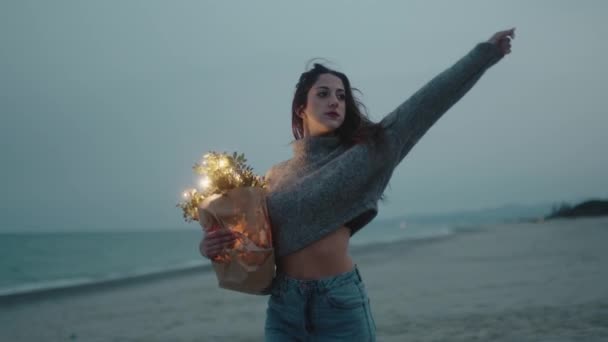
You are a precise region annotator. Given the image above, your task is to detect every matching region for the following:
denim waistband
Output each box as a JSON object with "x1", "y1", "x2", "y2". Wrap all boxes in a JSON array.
[{"x1": 273, "y1": 264, "x2": 363, "y2": 294}]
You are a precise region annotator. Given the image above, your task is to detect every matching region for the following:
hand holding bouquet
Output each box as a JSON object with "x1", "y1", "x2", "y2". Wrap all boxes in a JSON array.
[{"x1": 177, "y1": 152, "x2": 275, "y2": 295}]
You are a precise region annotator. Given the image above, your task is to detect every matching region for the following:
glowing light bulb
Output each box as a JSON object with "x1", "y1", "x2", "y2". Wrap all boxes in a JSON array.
[{"x1": 199, "y1": 177, "x2": 211, "y2": 189}]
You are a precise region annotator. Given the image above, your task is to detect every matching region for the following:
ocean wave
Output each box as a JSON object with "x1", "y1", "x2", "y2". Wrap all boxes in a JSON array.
[
  {"x1": 351, "y1": 224, "x2": 457, "y2": 247},
  {"x1": 0, "y1": 259, "x2": 212, "y2": 298}
]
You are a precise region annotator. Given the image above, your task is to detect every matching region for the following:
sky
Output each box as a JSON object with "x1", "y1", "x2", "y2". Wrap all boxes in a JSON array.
[{"x1": 1, "y1": 0, "x2": 607, "y2": 232}]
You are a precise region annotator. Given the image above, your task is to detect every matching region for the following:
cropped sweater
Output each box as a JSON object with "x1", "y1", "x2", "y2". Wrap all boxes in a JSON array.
[{"x1": 265, "y1": 42, "x2": 504, "y2": 257}]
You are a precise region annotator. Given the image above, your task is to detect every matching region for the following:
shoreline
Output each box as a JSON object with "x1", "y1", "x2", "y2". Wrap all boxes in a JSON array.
[
  {"x1": 0, "y1": 264, "x2": 213, "y2": 307},
  {"x1": 0, "y1": 217, "x2": 581, "y2": 304},
  {"x1": 0, "y1": 223, "x2": 474, "y2": 303},
  {"x1": 2, "y1": 217, "x2": 607, "y2": 341}
]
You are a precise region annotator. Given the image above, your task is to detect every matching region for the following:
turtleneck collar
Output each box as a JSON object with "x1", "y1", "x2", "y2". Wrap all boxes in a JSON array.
[{"x1": 291, "y1": 134, "x2": 341, "y2": 161}]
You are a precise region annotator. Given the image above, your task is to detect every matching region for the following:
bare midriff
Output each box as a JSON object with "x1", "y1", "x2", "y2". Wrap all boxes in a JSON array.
[{"x1": 276, "y1": 225, "x2": 354, "y2": 280}]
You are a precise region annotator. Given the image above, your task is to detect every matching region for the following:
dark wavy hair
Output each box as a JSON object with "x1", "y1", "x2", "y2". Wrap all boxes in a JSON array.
[
  {"x1": 290, "y1": 62, "x2": 390, "y2": 201},
  {"x1": 291, "y1": 63, "x2": 385, "y2": 147}
]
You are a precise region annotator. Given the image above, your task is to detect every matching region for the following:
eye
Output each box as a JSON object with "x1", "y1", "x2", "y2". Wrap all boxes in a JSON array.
[
  {"x1": 337, "y1": 93, "x2": 346, "y2": 101},
  {"x1": 317, "y1": 91, "x2": 328, "y2": 98}
]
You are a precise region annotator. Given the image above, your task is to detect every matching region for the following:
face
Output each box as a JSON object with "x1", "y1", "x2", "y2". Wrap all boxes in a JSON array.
[{"x1": 299, "y1": 73, "x2": 346, "y2": 137}]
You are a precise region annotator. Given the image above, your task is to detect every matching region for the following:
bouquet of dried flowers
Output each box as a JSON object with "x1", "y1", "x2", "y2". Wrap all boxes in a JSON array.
[{"x1": 177, "y1": 151, "x2": 274, "y2": 295}]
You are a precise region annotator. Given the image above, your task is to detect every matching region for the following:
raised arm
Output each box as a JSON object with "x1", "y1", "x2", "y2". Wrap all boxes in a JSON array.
[{"x1": 380, "y1": 29, "x2": 515, "y2": 166}]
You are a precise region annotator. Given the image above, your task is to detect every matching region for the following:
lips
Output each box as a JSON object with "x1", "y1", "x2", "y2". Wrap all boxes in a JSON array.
[{"x1": 325, "y1": 111, "x2": 339, "y2": 119}]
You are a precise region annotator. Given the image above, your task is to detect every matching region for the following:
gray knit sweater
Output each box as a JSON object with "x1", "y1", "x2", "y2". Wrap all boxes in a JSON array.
[{"x1": 265, "y1": 42, "x2": 504, "y2": 257}]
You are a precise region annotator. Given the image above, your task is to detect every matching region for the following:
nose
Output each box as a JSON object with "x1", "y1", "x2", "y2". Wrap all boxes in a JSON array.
[{"x1": 328, "y1": 95, "x2": 339, "y2": 108}]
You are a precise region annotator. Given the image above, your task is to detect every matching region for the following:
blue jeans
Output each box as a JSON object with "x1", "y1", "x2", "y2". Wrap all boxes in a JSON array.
[{"x1": 265, "y1": 265, "x2": 377, "y2": 341}]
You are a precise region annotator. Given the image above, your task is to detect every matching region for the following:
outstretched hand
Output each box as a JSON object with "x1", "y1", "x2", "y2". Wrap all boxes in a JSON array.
[{"x1": 487, "y1": 28, "x2": 515, "y2": 55}]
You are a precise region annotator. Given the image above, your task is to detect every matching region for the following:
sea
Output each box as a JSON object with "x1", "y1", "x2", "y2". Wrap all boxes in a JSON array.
[{"x1": 0, "y1": 219, "x2": 478, "y2": 298}]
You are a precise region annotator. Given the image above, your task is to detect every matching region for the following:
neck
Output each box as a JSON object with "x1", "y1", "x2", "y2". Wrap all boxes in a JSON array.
[{"x1": 303, "y1": 130, "x2": 337, "y2": 138}]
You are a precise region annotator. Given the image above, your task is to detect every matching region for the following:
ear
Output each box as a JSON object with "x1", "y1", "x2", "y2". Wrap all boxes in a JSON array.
[{"x1": 296, "y1": 106, "x2": 306, "y2": 119}]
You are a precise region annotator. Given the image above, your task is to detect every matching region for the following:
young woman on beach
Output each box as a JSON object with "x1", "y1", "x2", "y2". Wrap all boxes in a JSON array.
[{"x1": 201, "y1": 28, "x2": 515, "y2": 341}]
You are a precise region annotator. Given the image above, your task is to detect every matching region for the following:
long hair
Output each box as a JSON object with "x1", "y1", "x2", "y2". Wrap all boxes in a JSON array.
[
  {"x1": 291, "y1": 63, "x2": 385, "y2": 148},
  {"x1": 290, "y1": 62, "x2": 390, "y2": 201}
]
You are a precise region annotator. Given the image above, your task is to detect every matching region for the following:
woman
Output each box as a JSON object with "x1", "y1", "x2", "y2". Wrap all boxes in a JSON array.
[{"x1": 201, "y1": 28, "x2": 515, "y2": 341}]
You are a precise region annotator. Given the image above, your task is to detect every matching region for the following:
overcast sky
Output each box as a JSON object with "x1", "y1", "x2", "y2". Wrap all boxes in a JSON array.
[{"x1": 1, "y1": 1, "x2": 607, "y2": 232}]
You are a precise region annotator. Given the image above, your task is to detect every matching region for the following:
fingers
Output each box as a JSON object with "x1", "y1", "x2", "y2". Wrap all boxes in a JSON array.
[
  {"x1": 504, "y1": 28, "x2": 515, "y2": 43},
  {"x1": 206, "y1": 234, "x2": 237, "y2": 250},
  {"x1": 203, "y1": 244, "x2": 229, "y2": 259},
  {"x1": 498, "y1": 36, "x2": 512, "y2": 54},
  {"x1": 502, "y1": 27, "x2": 516, "y2": 38},
  {"x1": 205, "y1": 229, "x2": 234, "y2": 239},
  {"x1": 201, "y1": 241, "x2": 233, "y2": 259},
  {"x1": 205, "y1": 230, "x2": 236, "y2": 246},
  {"x1": 497, "y1": 27, "x2": 515, "y2": 38},
  {"x1": 200, "y1": 230, "x2": 237, "y2": 259},
  {"x1": 489, "y1": 27, "x2": 516, "y2": 43},
  {"x1": 488, "y1": 27, "x2": 515, "y2": 55}
]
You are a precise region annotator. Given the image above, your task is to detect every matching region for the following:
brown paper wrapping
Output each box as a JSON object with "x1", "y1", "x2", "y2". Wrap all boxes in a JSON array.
[{"x1": 198, "y1": 187, "x2": 275, "y2": 295}]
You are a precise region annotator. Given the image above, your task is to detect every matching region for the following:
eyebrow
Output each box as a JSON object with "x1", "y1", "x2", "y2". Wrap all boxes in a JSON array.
[{"x1": 315, "y1": 86, "x2": 345, "y2": 92}]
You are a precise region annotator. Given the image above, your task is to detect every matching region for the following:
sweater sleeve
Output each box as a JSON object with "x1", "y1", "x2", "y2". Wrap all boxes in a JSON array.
[{"x1": 380, "y1": 42, "x2": 504, "y2": 166}]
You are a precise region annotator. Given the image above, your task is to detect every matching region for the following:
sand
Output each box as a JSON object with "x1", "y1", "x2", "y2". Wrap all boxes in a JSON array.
[{"x1": 2, "y1": 217, "x2": 607, "y2": 341}]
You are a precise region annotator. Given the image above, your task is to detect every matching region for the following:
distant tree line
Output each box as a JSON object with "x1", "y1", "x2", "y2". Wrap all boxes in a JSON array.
[{"x1": 546, "y1": 199, "x2": 608, "y2": 219}]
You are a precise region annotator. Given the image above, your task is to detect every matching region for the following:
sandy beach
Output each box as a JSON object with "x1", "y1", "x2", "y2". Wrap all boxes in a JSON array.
[{"x1": 2, "y1": 217, "x2": 607, "y2": 341}]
